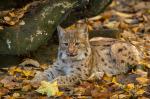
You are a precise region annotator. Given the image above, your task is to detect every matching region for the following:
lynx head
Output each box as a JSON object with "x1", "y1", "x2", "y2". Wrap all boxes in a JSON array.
[{"x1": 57, "y1": 24, "x2": 91, "y2": 61}]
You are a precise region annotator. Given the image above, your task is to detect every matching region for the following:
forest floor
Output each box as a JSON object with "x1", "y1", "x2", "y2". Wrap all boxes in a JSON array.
[{"x1": 0, "y1": 0, "x2": 150, "y2": 98}]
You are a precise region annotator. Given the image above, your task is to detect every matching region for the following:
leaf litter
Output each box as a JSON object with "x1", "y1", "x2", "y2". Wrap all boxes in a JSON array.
[{"x1": 0, "y1": 0, "x2": 150, "y2": 98}]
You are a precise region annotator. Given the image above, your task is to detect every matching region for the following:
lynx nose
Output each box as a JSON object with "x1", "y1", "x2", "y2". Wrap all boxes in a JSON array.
[{"x1": 67, "y1": 46, "x2": 77, "y2": 57}]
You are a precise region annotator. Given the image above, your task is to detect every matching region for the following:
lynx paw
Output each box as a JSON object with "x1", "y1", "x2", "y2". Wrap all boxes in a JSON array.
[{"x1": 88, "y1": 72, "x2": 104, "y2": 81}]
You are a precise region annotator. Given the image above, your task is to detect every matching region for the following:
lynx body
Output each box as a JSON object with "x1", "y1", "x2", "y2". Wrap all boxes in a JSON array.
[{"x1": 32, "y1": 24, "x2": 141, "y2": 86}]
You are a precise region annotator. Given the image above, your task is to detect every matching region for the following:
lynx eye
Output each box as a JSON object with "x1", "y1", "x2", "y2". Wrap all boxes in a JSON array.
[
  {"x1": 75, "y1": 42, "x2": 80, "y2": 46},
  {"x1": 63, "y1": 43, "x2": 68, "y2": 46}
]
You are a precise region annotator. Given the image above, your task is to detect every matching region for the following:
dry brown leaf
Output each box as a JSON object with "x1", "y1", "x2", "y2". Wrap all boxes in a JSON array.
[
  {"x1": 88, "y1": 15, "x2": 102, "y2": 21},
  {"x1": 114, "y1": 11, "x2": 133, "y2": 18},
  {"x1": 111, "y1": 94, "x2": 119, "y2": 99},
  {"x1": 9, "y1": 12, "x2": 16, "y2": 17},
  {"x1": 119, "y1": 22, "x2": 129, "y2": 30},
  {"x1": 13, "y1": 93, "x2": 20, "y2": 98},
  {"x1": 19, "y1": 59, "x2": 40, "y2": 67},
  {"x1": 0, "y1": 76, "x2": 21, "y2": 90},
  {"x1": 0, "y1": 88, "x2": 9, "y2": 96},
  {"x1": 102, "y1": 11, "x2": 113, "y2": 19},
  {"x1": 124, "y1": 18, "x2": 139, "y2": 24},
  {"x1": 104, "y1": 21, "x2": 119, "y2": 29},
  {"x1": 132, "y1": 27, "x2": 140, "y2": 33},
  {"x1": 119, "y1": 94, "x2": 129, "y2": 99},
  {"x1": 135, "y1": 69, "x2": 147, "y2": 77},
  {"x1": 22, "y1": 84, "x2": 32, "y2": 92},
  {"x1": 91, "y1": 89, "x2": 111, "y2": 98},
  {"x1": 4, "y1": 16, "x2": 11, "y2": 21}
]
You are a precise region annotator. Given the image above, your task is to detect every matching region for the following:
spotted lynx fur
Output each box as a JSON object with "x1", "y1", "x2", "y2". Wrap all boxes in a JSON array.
[{"x1": 31, "y1": 23, "x2": 141, "y2": 86}]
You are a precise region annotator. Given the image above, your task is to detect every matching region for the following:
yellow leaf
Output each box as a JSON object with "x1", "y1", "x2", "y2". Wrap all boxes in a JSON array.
[
  {"x1": 8, "y1": 66, "x2": 34, "y2": 77},
  {"x1": 136, "y1": 89, "x2": 145, "y2": 95},
  {"x1": 112, "y1": 77, "x2": 124, "y2": 88},
  {"x1": 23, "y1": 70, "x2": 33, "y2": 77},
  {"x1": 36, "y1": 81, "x2": 63, "y2": 97},
  {"x1": 139, "y1": 60, "x2": 150, "y2": 68},
  {"x1": 126, "y1": 83, "x2": 135, "y2": 90},
  {"x1": 136, "y1": 77, "x2": 148, "y2": 84},
  {"x1": 8, "y1": 66, "x2": 22, "y2": 75},
  {"x1": 66, "y1": 24, "x2": 76, "y2": 30},
  {"x1": 103, "y1": 75, "x2": 112, "y2": 82}
]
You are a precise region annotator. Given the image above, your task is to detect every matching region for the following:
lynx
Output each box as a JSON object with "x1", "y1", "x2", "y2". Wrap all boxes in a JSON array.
[{"x1": 31, "y1": 23, "x2": 141, "y2": 86}]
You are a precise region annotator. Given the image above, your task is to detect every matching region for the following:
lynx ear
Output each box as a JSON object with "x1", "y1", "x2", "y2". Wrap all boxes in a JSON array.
[
  {"x1": 57, "y1": 25, "x2": 66, "y2": 37},
  {"x1": 77, "y1": 24, "x2": 88, "y2": 34}
]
